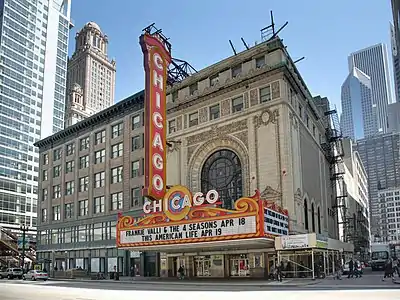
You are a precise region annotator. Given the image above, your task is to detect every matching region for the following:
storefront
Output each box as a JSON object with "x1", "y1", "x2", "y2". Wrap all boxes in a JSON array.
[
  {"x1": 117, "y1": 188, "x2": 289, "y2": 279},
  {"x1": 275, "y1": 233, "x2": 354, "y2": 279}
]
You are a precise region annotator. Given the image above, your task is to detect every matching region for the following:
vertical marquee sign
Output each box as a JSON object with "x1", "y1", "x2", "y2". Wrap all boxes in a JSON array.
[{"x1": 140, "y1": 33, "x2": 172, "y2": 201}]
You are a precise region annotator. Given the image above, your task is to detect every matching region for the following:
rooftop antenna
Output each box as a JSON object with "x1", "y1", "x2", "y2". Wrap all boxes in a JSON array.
[
  {"x1": 260, "y1": 11, "x2": 289, "y2": 42},
  {"x1": 229, "y1": 39, "x2": 237, "y2": 55},
  {"x1": 241, "y1": 37, "x2": 250, "y2": 50},
  {"x1": 294, "y1": 57, "x2": 305, "y2": 64}
]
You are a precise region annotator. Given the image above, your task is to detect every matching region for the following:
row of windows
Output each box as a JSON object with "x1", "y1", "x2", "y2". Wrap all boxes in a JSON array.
[
  {"x1": 42, "y1": 160, "x2": 144, "y2": 198},
  {"x1": 43, "y1": 114, "x2": 144, "y2": 164},
  {"x1": 41, "y1": 188, "x2": 144, "y2": 222}
]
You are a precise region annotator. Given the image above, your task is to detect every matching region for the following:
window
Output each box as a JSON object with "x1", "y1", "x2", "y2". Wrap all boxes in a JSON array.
[
  {"x1": 53, "y1": 148, "x2": 61, "y2": 161},
  {"x1": 53, "y1": 165, "x2": 61, "y2": 178},
  {"x1": 317, "y1": 207, "x2": 321, "y2": 234},
  {"x1": 131, "y1": 160, "x2": 140, "y2": 178},
  {"x1": 210, "y1": 104, "x2": 220, "y2": 120},
  {"x1": 201, "y1": 150, "x2": 242, "y2": 209},
  {"x1": 53, "y1": 185, "x2": 61, "y2": 199},
  {"x1": 189, "y1": 112, "x2": 198, "y2": 127},
  {"x1": 42, "y1": 188, "x2": 48, "y2": 201},
  {"x1": 94, "y1": 196, "x2": 105, "y2": 214},
  {"x1": 79, "y1": 155, "x2": 89, "y2": 169},
  {"x1": 232, "y1": 65, "x2": 241, "y2": 78},
  {"x1": 43, "y1": 153, "x2": 49, "y2": 165},
  {"x1": 79, "y1": 199, "x2": 89, "y2": 216},
  {"x1": 95, "y1": 149, "x2": 106, "y2": 164},
  {"x1": 65, "y1": 203, "x2": 74, "y2": 219},
  {"x1": 111, "y1": 122, "x2": 123, "y2": 138},
  {"x1": 79, "y1": 176, "x2": 89, "y2": 192},
  {"x1": 189, "y1": 83, "x2": 198, "y2": 95},
  {"x1": 132, "y1": 115, "x2": 141, "y2": 130},
  {"x1": 111, "y1": 192, "x2": 123, "y2": 210},
  {"x1": 111, "y1": 166, "x2": 123, "y2": 183},
  {"x1": 80, "y1": 137, "x2": 90, "y2": 151},
  {"x1": 65, "y1": 181, "x2": 75, "y2": 195},
  {"x1": 66, "y1": 160, "x2": 75, "y2": 173},
  {"x1": 312, "y1": 124, "x2": 316, "y2": 137},
  {"x1": 66, "y1": 143, "x2": 75, "y2": 156},
  {"x1": 95, "y1": 130, "x2": 106, "y2": 145},
  {"x1": 42, "y1": 170, "x2": 48, "y2": 181},
  {"x1": 304, "y1": 199, "x2": 309, "y2": 230},
  {"x1": 41, "y1": 208, "x2": 47, "y2": 222},
  {"x1": 94, "y1": 172, "x2": 105, "y2": 188},
  {"x1": 255, "y1": 56, "x2": 265, "y2": 68},
  {"x1": 260, "y1": 86, "x2": 271, "y2": 103},
  {"x1": 132, "y1": 135, "x2": 142, "y2": 150},
  {"x1": 131, "y1": 188, "x2": 142, "y2": 207},
  {"x1": 169, "y1": 120, "x2": 176, "y2": 134},
  {"x1": 171, "y1": 90, "x2": 178, "y2": 102},
  {"x1": 311, "y1": 203, "x2": 315, "y2": 232},
  {"x1": 111, "y1": 143, "x2": 123, "y2": 158},
  {"x1": 210, "y1": 75, "x2": 219, "y2": 87},
  {"x1": 305, "y1": 113, "x2": 309, "y2": 127},
  {"x1": 52, "y1": 205, "x2": 61, "y2": 221},
  {"x1": 298, "y1": 104, "x2": 303, "y2": 118},
  {"x1": 232, "y1": 96, "x2": 244, "y2": 113}
]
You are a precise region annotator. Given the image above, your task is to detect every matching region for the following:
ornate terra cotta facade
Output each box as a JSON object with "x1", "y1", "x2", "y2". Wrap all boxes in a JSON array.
[{"x1": 164, "y1": 37, "x2": 338, "y2": 240}]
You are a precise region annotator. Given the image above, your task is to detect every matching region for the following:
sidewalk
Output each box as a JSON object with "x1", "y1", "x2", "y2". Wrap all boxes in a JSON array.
[{"x1": 49, "y1": 276, "x2": 321, "y2": 287}]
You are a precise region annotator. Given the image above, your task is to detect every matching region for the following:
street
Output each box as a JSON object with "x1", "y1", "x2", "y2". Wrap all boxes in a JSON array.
[{"x1": 1, "y1": 269, "x2": 400, "y2": 299}]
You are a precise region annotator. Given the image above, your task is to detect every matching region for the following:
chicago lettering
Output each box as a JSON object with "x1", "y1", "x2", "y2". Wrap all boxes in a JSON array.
[{"x1": 143, "y1": 189, "x2": 219, "y2": 214}]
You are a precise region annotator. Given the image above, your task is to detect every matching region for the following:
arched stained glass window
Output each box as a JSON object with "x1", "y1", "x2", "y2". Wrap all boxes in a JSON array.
[{"x1": 200, "y1": 150, "x2": 243, "y2": 209}]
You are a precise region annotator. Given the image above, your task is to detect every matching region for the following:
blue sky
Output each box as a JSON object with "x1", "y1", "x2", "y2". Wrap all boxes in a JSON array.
[{"x1": 69, "y1": 0, "x2": 393, "y2": 111}]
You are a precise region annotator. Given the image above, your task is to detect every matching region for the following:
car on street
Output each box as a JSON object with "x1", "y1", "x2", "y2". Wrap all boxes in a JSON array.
[
  {"x1": 22, "y1": 270, "x2": 49, "y2": 281},
  {"x1": 0, "y1": 268, "x2": 23, "y2": 279}
]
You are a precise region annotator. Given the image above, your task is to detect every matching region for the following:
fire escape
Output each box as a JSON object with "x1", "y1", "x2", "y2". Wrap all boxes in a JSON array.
[{"x1": 321, "y1": 105, "x2": 348, "y2": 241}]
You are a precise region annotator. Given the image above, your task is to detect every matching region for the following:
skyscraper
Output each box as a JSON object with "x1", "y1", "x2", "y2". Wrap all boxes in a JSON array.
[
  {"x1": 391, "y1": 0, "x2": 400, "y2": 102},
  {"x1": 64, "y1": 22, "x2": 116, "y2": 127},
  {"x1": 0, "y1": 0, "x2": 72, "y2": 232},
  {"x1": 340, "y1": 67, "x2": 375, "y2": 140},
  {"x1": 348, "y1": 44, "x2": 394, "y2": 134}
]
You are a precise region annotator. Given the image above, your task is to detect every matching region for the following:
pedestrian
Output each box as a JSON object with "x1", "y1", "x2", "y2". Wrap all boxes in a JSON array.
[
  {"x1": 334, "y1": 259, "x2": 342, "y2": 280},
  {"x1": 382, "y1": 258, "x2": 393, "y2": 281},
  {"x1": 347, "y1": 258, "x2": 354, "y2": 279},
  {"x1": 353, "y1": 260, "x2": 360, "y2": 278},
  {"x1": 178, "y1": 265, "x2": 184, "y2": 280},
  {"x1": 393, "y1": 257, "x2": 399, "y2": 277}
]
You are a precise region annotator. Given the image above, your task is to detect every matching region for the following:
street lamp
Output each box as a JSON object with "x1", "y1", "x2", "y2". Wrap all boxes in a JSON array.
[{"x1": 19, "y1": 224, "x2": 29, "y2": 272}]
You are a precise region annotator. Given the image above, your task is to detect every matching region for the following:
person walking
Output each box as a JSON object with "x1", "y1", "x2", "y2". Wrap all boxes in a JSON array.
[
  {"x1": 347, "y1": 259, "x2": 354, "y2": 279},
  {"x1": 382, "y1": 258, "x2": 393, "y2": 281},
  {"x1": 392, "y1": 257, "x2": 399, "y2": 277}
]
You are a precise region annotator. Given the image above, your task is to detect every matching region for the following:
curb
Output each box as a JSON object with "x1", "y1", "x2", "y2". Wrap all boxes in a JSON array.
[{"x1": 48, "y1": 278, "x2": 319, "y2": 287}]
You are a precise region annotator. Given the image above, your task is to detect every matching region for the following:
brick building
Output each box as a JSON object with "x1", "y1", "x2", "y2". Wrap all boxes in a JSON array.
[{"x1": 34, "y1": 37, "x2": 338, "y2": 277}]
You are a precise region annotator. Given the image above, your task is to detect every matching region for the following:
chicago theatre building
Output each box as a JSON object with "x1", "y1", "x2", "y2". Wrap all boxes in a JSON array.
[{"x1": 35, "y1": 33, "x2": 350, "y2": 278}]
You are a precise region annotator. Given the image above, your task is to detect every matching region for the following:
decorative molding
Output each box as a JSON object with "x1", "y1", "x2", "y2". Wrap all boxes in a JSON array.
[
  {"x1": 260, "y1": 185, "x2": 282, "y2": 202},
  {"x1": 187, "y1": 145, "x2": 199, "y2": 164},
  {"x1": 253, "y1": 109, "x2": 279, "y2": 129},
  {"x1": 167, "y1": 141, "x2": 182, "y2": 153},
  {"x1": 250, "y1": 89, "x2": 258, "y2": 107},
  {"x1": 199, "y1": 107, "x2": 208, "y2": 124},
  {"x1": 232, "y1": 131, "x2": 248, "y2": 146},
  {"x1": 187, "y1": 135, "x2": 250, "y2": 196},
  {"x1": 271, "y1": 80, "x2": 280, "y2": 100},
  {"x1": 221, "y1": 99, "x2": 231, "y2": 117},
  {"x1": 186, "y1": 119, "x2": 248, "y2": 146}
]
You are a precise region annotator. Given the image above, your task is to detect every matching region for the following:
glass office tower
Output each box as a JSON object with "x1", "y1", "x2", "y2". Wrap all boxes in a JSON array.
[{"x1": 0, "y1": 0, "x2": 72, "y2": 233}]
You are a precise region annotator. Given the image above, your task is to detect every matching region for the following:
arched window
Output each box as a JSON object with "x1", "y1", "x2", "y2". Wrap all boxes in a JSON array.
[
  {"x1": 201, "y1": 149, "x2": 242, "y2": 209},
  {"x1": 311, "y1": 203, "x2": 316, "y2": 232},
  {"x1": 317, "y1": 207, "x2": 321, "y2": 234},
  {"x1": 304, "y1": 199, "x2": 309, "y2": 230}
]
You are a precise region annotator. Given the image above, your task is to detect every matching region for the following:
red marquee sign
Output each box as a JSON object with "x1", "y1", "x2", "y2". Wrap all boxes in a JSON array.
[{"x1": 140, "y1": 33, "x2": 172, "y2": 201}]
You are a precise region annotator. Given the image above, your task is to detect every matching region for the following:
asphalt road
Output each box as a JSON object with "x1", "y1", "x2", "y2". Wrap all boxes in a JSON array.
[{"x1": 1, "y1": 281, "x2": 399, "y2": 300}]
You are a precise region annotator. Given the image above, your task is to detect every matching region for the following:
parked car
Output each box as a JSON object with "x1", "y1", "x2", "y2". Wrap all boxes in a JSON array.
[
  {"x1": 23, "y1": 270, "x2": 48, "y2": 281},
  {"x1": 2, "y1": 268, "x2": 23, "y2": 279},
  {"x1": 0, "y1": 268, "x2": 8, "y2": 279}
]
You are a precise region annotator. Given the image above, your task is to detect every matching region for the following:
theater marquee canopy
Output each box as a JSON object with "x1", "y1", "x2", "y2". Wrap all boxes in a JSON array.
[{"x1": 116, "y1": 189, "x2": 289, "y2": 252}]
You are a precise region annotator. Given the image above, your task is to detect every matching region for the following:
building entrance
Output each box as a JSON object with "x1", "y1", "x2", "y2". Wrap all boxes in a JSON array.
[
  {"x1": 194, "y1": 256, "x2": 212, "y2": 277},
  {"x1": 229, "y1": 254, "x2": 249, "y2": 277}
]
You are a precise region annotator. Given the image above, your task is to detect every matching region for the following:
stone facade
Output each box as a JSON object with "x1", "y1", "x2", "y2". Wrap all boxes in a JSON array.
[{"x1": 165, "y1": 38, "x2": 338, "y2": 239}]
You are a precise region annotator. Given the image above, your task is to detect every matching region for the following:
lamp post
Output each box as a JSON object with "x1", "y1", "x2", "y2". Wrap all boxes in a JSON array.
[{"x1": 19, "y1": 225, "x2": 29, "y2": 273}]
